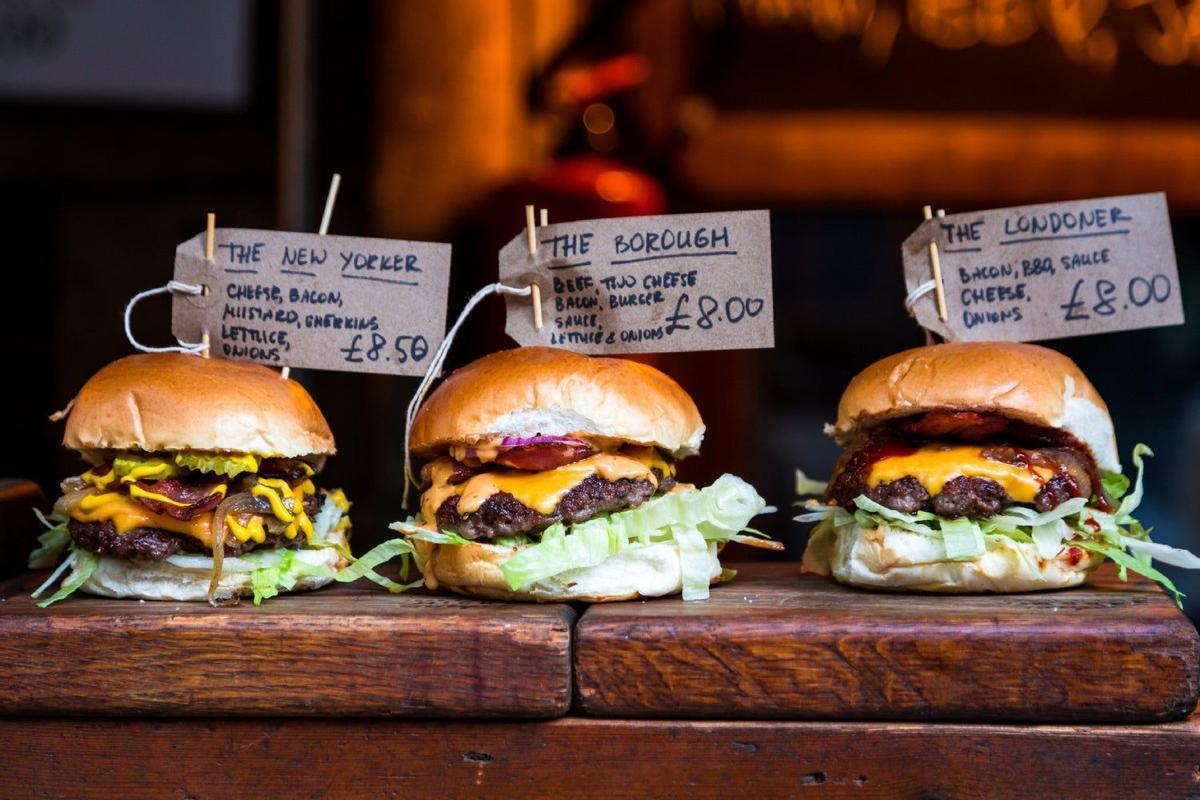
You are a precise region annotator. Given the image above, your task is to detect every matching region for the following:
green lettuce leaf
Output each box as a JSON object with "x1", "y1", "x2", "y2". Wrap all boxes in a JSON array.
[
  {"x1": 794, "y1": 469, "x2": 828, "y2": 497},
  {"x1": 34, "y1": 549, "x2": 100, "y2": 608},
  {"x1": 940, "y1": 517, "x2": 985, "y2": 560},
  {"x1": 28, "y1": 510, "x2": 70, "y2": 569},
  {"x1": 1101, "y1": 471, "x2": 1129, "y2": 501},
  {"x1": 332, "y1": 538, "x2": 422, "y2": 593}
]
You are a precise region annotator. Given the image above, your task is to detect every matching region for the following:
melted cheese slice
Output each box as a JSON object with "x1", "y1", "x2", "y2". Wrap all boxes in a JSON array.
[
  {"x1": 69, "y1": 492, "x2": 213, "y2": 547},
  {"x1": 867, "y1": 445, "x2": 1054, "y2": 503},
  {"x1": 422, "y1": 448, "x2": 673, "y2": 523}
]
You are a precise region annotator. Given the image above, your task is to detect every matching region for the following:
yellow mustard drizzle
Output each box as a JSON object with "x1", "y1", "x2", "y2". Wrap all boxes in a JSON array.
[
  {"x1": 251, "y1": 477, "x2": 316, "y2": 540},
  {"x1": 227, "y1": 514, "x2": 267, "y2": 543},
  {"x1": 127, "y1": 483, "x2": 228, "y2": 508}
]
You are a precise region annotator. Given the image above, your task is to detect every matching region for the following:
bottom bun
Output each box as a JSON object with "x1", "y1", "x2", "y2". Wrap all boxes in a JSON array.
[
  {"x1": 75, "y1": 547, "x2": 341, "y2": 602},
  {"x1": 802, "y1": 520, "x2": 1103, "y2": 593},
  {"x1": 413, "y1": 538, "x2": 724, "y2": 602}
]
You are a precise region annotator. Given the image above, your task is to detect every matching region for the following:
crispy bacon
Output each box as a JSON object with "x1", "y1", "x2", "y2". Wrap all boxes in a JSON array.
[
  {"x1": 258, "y1": 457, "x2": 317, "y2": 480},
  {"x1": 494, "y1": 441, "x2": 594, "y2": 471},
  {"x1": 132, "y1": 477, "x2": 227, "y2": 520}
]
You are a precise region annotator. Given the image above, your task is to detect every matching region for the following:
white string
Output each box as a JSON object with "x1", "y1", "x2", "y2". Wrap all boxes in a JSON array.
[
  {"x1": 124, "y1": 280, "x2": 208, "y2": 355},
  {"x1": 402, "y1": 282, "x2": 534, "y2": 509},
  {"x1": 904, "y1": 279, "x2": 936, "y2": 318}
]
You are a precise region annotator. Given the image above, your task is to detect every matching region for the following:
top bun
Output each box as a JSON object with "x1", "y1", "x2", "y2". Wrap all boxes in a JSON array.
[
  {"x1": 410, "y1": 347, "x2": 704, "y2": 458},
  {"x1": 832, "y1": 342, "x2": 1118, "y2": 472},
  {"x1": 63, "y1": 354, "x2": 335, "y2": 458}
]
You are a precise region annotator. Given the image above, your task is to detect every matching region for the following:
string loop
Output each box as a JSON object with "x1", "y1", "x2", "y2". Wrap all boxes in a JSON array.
[
  {"x1": 124, "y1": 280, "x2": 208, "y2": 355},
  {"x1": 402, "y1": 282, "x2": 533, "y2": 509}
]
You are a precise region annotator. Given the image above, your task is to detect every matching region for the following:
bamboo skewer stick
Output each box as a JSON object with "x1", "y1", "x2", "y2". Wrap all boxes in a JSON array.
[
  {"x1": 923, "y1": 205, "x2": 948, "y2": 323},
  {"x1": 525, "y1": 204, "x2": 543, "y2": 330}
]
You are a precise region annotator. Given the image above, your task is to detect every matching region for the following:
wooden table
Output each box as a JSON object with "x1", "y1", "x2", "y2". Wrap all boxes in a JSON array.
[{"x1": 1, "y1": 559, "x2": 1196, "y2": 798}]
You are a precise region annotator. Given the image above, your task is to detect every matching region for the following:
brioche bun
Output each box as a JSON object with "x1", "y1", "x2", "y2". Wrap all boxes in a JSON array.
[
  {"x1": 831, "y1": 342, "x2": 1118, "y2": 472},
  {"x1": 410, "y1": 347, "x2": 704, "y2": 459},
  {"x1": 73, "y1": 544, "x2": 342, "y2": 602},
  {"x1": 802, "y1": 520, "x2": 1104, "y2": 593},
  {"x1": 412, "y1": 537, "x2": 724, "y2": 602},
  {"x1": 63, "y1": 354, "x2": 335, "y2": 459}
]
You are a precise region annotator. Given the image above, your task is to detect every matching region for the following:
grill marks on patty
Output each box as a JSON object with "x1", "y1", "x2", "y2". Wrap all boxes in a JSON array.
[{"x1": 435, "y1": 470, "x2": 676, "y2": 541}]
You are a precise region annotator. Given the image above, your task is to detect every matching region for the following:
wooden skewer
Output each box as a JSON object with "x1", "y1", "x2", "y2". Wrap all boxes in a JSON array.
[
  {"x1": 318, "y1": 173, "x2": 341, "y2": 236},
  {"x1": 282, "y1": 174, "x2": 343, "y2": 381},
  {"x1": 539, "y1": 208, "x2": 548, "y2": 227},
  {"x1": 525, "y1": 204, "x2": 537, "y2": 254},
  {"x1": 525, "y1": 205, "x2": 543, "y2": 330},
  {"x1": 923, "y1": 205, "x2": 948, "y2": 323},
  {"x1": 202, "y1": 213, "x2": 215, "y2": 358}
]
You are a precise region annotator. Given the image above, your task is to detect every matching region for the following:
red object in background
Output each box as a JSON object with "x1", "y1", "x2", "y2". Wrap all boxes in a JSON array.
[
  {"x1": 546, "y1": 54, "x2": 652, "y2": 108},
  {"x1": 528, "y1": 154, "x2": 665, "y2": 219}
]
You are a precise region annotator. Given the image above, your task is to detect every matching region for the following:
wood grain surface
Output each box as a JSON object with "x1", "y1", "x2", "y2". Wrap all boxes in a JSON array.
[
  {"x1": 575, "y1": 563, "x2": 1200, "y2": 722},
  {"x1": 0, "y1": 575, "x2": 574, "y2": 717},
  {"x1": 0, "y1": 714, "x2": 1197, "y2": 799}
]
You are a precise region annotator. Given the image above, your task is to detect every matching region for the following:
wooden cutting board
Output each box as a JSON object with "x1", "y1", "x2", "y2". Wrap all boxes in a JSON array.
[
  {"x1": 0, "y1": 574, "x2": 574, "y2": 718},
  {"x1": 574, "y1": 562, "x2": 1200, "y2": 722}
]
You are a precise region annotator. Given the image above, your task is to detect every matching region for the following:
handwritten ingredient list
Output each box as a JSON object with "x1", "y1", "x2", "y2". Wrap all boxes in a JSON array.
[
  {"x1": 902, "y1": 193, "x2": 1184, "y2": 342},
  {"x1": 499, "y1": 210, "x2": 774, "y2": 354},
  {"x1": 172, "y1": 228, "x2": 450, "y2": 375}
]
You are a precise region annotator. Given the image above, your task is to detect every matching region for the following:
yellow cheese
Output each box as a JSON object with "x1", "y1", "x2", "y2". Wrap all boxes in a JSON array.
[
  {"x1": 421, "y1": 450, "x2": 674, "y2": 523},
  {"x1": 867, "y1": 445, "x2": 1055, "y2": 503},
  {"x1": 69, "y1": 492, "x2": 213, "y2": 546}
]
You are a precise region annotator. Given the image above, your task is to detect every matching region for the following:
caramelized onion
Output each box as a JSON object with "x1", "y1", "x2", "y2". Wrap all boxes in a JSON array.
[
  {"x1": 207, "y1": 492, "x2": 258, "y2": 606},
  {"x1": 53, "y1": 487, "x2": 92, "y2": 518}
]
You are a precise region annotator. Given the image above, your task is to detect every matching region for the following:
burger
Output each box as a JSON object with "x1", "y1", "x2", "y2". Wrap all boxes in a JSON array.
[
  {"x1": 389, "y1": 346, "x2": 778, "y2": 602},
  {"x1": 30, "y1": 353, "x2": 356, "y2": 606},
  {"x1": 799, "y1": 342, "x2": 1198, "y2": 600}
]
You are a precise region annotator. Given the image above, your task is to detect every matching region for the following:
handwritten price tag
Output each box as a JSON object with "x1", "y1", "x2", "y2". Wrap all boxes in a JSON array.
[
  {"x1": 499, "y1": 210, "x2": 774, "y2": 354},
  {"x1": 902, "y1": 193, "x2": 1184, "y2": 342},
  {"x1": 171, "y1": 228, "x2": 450, "y2": 375}
]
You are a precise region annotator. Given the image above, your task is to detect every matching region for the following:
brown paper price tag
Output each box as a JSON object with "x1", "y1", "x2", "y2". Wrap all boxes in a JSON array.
[
  {"x1": 902, "y1": 193, "x2": 1184, "y2": 342},
  {"x1": 499, "y1": 210, "x2": 774, "y2": 354},
  {"x1": 172, "y1": 228, "x2": 450, "y2": 375}
]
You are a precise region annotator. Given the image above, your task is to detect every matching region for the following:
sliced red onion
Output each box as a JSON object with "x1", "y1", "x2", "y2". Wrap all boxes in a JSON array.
[{"x1": 499, "y1": 435, "x2": 588, "y2": 449}]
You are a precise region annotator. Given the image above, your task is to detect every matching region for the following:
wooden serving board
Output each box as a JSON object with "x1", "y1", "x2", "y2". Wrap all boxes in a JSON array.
[
  {"x1": 1, "y1": 715, "x2": 1197, "y2": 799},
  {"x1": 575, "y1": 562, "x2": 1200, "y2": 722},
  {"x1": 0, "y1": 574, "x2": 574, "y2": 718}
]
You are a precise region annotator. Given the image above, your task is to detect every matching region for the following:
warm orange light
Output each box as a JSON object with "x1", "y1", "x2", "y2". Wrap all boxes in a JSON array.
[
  {"x1": 734, "y1": 0, "x2": 1200, "y2": 68},
  {"x1": 596, "y1": 170, "x2": 638, "y2": 202}
]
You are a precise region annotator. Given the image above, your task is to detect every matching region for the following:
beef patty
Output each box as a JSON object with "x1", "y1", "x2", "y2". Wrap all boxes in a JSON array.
[
  {"x1": 436, "y1": 471, "x2": 675, "y2": 540},
  {"x1": 829, "y1": 440, "x2": 1097, "y2": 518},
  {"x1": 68, "y1": 491, "x2": 325, "y2": 560}
]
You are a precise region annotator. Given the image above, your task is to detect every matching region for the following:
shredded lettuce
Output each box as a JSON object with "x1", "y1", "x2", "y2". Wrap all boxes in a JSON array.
[
  {"x1": 795, "y1": 444, "x2": 1199, "y2": 606},
  {"x1": 33, "y1": 549, "x2": 100, "y2": 608},
  {"x1": 1101, "y1": 471, "x2": 1130, "y2": 501},
  {"x1": 794, "y1": 469, "x2": 828, "y2": 497},
  {"x1": 388, "y1": 474, "x2": 770, "y2": 601},
  {"x1": 940, "y1": 517, "x2": 985, "y2": 560},
  {"x1": 28, "y1": 510, "x2": 70, "y2": 569}
]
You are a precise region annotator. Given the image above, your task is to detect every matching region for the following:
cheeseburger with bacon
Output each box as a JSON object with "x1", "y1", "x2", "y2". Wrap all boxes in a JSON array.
[
  {"x1": 31, "y1": 354, "x2": 352, "y2": 605},
  {"x1": 391, "y1": 346, "x2": 776, "y2": 602},
  {"x1": 800, "y1": 342, "x2": 1198, "y2": 600}
]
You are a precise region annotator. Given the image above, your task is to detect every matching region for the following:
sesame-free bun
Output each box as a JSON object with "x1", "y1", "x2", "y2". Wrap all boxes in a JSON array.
[
  {"x1": 62, "y1": 353, "x2": 335, "y2": 458},
  {"x1": 410, "y1": 347, "x2": 705, "y2": 458},
  {"x1": 412, "y1": 537, "x2": 724, "y2": 602},
  {"x1": 801, "y1": 519, "x2": 1104, "y2": 593},
  {"x1": 831, "y1": 342, "x2": 1119, "y2": 472},
  {"x1": 74, "y1": 545, "x2": 342, "y2": 602}
]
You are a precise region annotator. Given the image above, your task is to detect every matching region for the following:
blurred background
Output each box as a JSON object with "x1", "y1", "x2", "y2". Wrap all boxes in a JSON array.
[{"x1": 2, "y1": 0, "x2": 1199, "y2": 612}]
